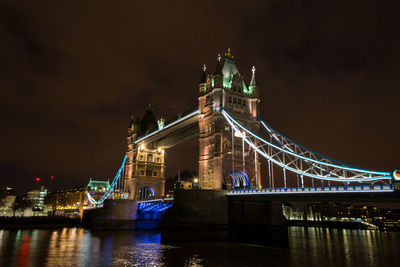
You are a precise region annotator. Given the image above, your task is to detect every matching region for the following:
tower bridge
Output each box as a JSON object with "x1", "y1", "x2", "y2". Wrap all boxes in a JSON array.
[
  {"x1": 85, "y1": 49, "x2": 399, "y2": 206},
  {"x1": 83, "y1": 50, "x2": 399, "y2": 246}
]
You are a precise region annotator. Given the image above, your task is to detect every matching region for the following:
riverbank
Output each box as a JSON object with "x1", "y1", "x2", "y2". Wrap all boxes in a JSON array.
[{"x1": 287, "y1": 220, "x2": 376, "y2": 230}]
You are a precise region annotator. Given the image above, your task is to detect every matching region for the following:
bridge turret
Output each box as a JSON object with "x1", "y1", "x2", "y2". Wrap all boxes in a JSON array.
[
  {"x1": 212, "y1": 54, "x2": 223, "y2": 89},
  {"x1": 249, "y1": 66, "x2": 258, "y2": 98},
  {"x1": 125, "y1": 105, "x2": 166, "y2": 200},
  {"x1": 198, "y1": 50, "x2": 261, "y2": 190},
  {"x1": 199, "y1": 64, "x2": 207, "y2": 95},
  {"x1": 140, "y1": 104, "x2": 157, "y2": 135}
]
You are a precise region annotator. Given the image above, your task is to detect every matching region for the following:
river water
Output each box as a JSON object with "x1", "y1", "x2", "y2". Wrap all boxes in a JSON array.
[{"x1": 0, "y1": 227, "x2": 398, "y2": 266}]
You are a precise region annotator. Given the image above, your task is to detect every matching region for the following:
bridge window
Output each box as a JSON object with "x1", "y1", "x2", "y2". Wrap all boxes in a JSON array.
[
  {"x1": 243, "y1": 101, "x2": 246, "y2": 107},
  {"x1": 156, "y1": 157, "x2": 160, "y2": 162},
  {"x1": 238, "y1": 99, "x2": 241, "y2": 105},
  {"x1": 139, "y1": 155, "x2": 144, "y2": 161},
  {"x1": 153, "y1": 171, "x2": 157, "y2": 176},
  {"x1": 228, "y1": 97, "x2": 232, "y2": 103},
  {"x1": 140, "y1": 170, "x2": 145, "y2": 176},
  {"x1": 147, "y1": 154, "x2": 153, "y2": 162},
  {"x1": 233, "y1": 98, "x2": 237, "y2": 104}
]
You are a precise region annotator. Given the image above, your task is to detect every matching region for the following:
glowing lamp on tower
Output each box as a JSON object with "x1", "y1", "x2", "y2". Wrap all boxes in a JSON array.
[{"x1": 392, "y1": 170, "x2": 400, "y2": 181}]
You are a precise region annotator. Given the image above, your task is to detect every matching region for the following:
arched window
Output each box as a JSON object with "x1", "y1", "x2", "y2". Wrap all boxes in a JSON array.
[{"x1": 147, "y1": 154, "x2": 153, "y2": 162}]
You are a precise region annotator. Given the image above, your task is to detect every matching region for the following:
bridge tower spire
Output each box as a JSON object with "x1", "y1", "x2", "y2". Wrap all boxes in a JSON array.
[{"x1": 198, "y1": 50, "x2": 261, "y2": 190}]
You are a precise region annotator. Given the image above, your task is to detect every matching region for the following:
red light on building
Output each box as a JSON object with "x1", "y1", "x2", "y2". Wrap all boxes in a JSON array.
[
  {"x1": 35, "y1": 177, "x2": 40, "y2": 182},
  {"x1": 50, "y1": 175, "x2": 55, "y2": 180}
]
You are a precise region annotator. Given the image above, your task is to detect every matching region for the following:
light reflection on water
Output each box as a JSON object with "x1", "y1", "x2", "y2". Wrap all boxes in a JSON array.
[{"x1": 0, "y1": 227, "x2": 399, "y2": 266}]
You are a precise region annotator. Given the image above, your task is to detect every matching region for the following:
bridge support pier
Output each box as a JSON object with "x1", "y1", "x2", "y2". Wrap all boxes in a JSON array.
[
  {"x1": 161, "y1": 190, "x2": 288, "y2": 248},
  {"x1": 228, "y1": 198, "x2": 288, "y2": 248},
  {"x1": 82, "y1": 199, "x2": 138, "y2": 230}
]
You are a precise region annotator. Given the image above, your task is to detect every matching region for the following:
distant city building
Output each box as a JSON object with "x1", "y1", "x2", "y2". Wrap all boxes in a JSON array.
[
  {"x1": 26, "y1": 186, "x2": 47, "y2": 212},
  {"x1": 174, "y1": 181, "x2": 193, "y2": 190},
  {"x1": 283, "y1": 202, "x2": 400, "y2": 230},
  {"x1": 0, "y1": 186, "x2": 15, "y2": 197},
  {"x1": 0, "y1": 195, "x2": 16, "y2": 216},
  {"x1": 87, "y1": 178, "x2": 110, "y2": 192},
  {"x1": 44, "y1": 186, "x2": 86, "y2": 216}
]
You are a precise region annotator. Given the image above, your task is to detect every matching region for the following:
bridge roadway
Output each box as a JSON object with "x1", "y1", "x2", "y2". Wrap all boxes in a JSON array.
[
  {"x1": 134, "y1": 106, "x2": 199, "y2": 148},
  {"x1": 228, "y1": 184, "x2": 400, "y2": 202}
]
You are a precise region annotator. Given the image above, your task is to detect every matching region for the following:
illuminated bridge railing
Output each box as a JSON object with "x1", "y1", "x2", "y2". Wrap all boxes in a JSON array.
[
  {"x1": 137, "y1": 198, "x2": 174, "y2": 214},
  {"x1": 228, "y1": 184, "x2": 394, "y2": 195},
  {"x1": 135, "y1": 106, "x2": 199, "y2": 144}
]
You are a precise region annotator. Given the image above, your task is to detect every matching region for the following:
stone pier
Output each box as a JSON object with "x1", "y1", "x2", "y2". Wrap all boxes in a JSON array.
[
  {"x1": 161, "y1": 190, "x2": 288, "y2": 248},
  {"x1": 82, "y1": 199, "x2": 138, "y2": 230}
]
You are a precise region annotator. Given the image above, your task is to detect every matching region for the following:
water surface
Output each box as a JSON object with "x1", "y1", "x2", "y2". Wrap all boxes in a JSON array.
[{"x1": 0, "y1": 227, "x2": 398, "y2": 266}]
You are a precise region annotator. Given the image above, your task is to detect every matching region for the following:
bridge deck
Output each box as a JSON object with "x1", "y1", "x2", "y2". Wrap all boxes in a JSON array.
[
  {"x1": 228, "y1": 185, "x2": 400, "y2": 202},
  {"x1": 135, "y1": 106, "x2": 199, "y2": 147},
  {"x1": 228, "y1": 184, "x2": 394, "y2": 195}
]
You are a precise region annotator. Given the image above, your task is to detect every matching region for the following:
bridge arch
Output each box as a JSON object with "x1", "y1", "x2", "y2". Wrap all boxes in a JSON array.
[
  {"x1": 228, "y1": 171, "x2": 249, "y2": 188},
  {"x1": 223, "y1": 169, "x2": 255, "y2": 190},
  {"x1": 137, "y1": 186, "x2": 155, "y2": 200}
]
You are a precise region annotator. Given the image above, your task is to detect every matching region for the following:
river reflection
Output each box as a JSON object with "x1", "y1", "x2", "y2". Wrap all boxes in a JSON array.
[{"x1": 0, "y1": 227, "x2": 399, "y2": 266}]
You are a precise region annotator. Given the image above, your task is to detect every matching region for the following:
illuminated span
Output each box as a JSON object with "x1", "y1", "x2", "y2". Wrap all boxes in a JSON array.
[{"x1": 87, "y1": 49, "x2": 397, "y2": 205}]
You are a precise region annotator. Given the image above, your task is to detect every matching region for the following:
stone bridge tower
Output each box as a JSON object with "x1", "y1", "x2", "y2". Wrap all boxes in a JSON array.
[
  {"x1": 198, "y1": 49, "x2": 261, "y2": 190},
  {"x1": 125, "y1": 105, "x2": 166, "y2": 200}
]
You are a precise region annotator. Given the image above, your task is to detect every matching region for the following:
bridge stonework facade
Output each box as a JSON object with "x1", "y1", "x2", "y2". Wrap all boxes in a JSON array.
[
  {"x1": 198, "y1": 51, "x2": 261, "y2": 190},
  {"x1": 124, "y1": 51, "x2": 263, "y2": 199},
  {"x1": 125, "y1": 106, "x2": 166, "y2": 200}
]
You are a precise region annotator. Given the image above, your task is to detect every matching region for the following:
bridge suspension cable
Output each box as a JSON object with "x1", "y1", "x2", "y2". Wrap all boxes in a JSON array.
[
  {"x1": 221, "y1": 109, "x2": 392, "y2": 183},
  {"x1": 87, "y1": 155, "x2": 127, "y2": 205}
]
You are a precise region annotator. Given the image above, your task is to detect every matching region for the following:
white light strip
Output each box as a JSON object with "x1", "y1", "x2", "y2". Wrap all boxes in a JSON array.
[
  {"x1": 222, "y1": 110, "x2": 391, "y2": 177},
  {"x1": 222, "y1": 110, "x2": 390, "y2": 181},
  {"x1": 138, "y1": 197, "x2": 174, "y2": 203},
  {"x1": 135, "y1": 110, "x2": 200, "y2": 144},
  {"x1": 228, "y1": 185, "x2": 394, "y2": 195}
]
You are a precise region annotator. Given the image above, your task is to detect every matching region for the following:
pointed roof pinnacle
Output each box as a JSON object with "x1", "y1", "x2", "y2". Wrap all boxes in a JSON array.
[
  {"x1": 250, "y1": 65, "x2": 257, "y2": 86},
  {"x1": 214, "y1": 54, "x2": 223, "y2": 75},
  {"x1": 146, "y1": 104, "x2": 153, "y2": 112},
  {"x1": 224, "y1": 48, "x2": 234, "y2": 60},
  {"x1": 200, "y1": 64, "x2": 207, "y2": 83}
]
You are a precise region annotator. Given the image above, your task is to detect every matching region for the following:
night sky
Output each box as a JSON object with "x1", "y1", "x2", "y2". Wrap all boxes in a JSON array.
[{"x1": 1, "y1": 1, "x2": 399, "y2": 194}]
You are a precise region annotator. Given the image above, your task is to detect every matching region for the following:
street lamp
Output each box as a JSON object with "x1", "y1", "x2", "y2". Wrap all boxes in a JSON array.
[{"x1": 193, "y1": 178, "x2": 199, "y2": 190}]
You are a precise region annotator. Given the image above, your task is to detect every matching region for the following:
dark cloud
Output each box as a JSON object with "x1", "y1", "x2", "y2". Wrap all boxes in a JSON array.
[{"x1": 0, "y1": 0, "x2": 399, "y2": 193}]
